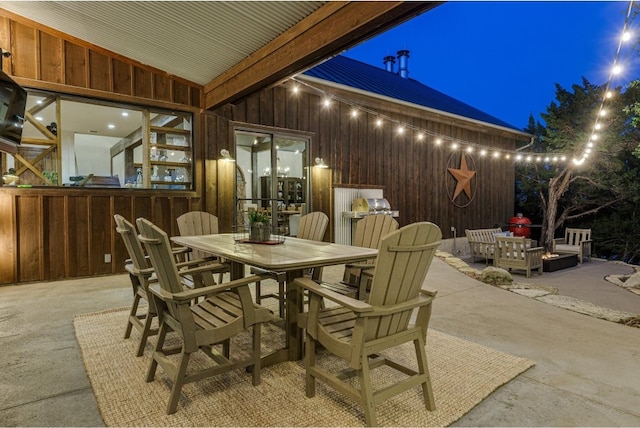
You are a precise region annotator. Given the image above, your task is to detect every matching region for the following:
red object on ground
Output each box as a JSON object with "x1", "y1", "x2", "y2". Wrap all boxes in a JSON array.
[{"x1": 508, "y1": 213, "x2": 532, "y2": 238}]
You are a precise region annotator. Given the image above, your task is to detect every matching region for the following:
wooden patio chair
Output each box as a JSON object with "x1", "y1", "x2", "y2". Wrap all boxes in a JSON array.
[
  {"x1": 115, "y1": 214, "x2": 229, "y2": 357},
  {"x1": 495, "y1": 236, "x2": 544, "y2": 278},
  {"x1": 330, "y1": 214, "x2": 399, "y2": 299},
  {"x1": 552, "y1": 228, "x2": 592, "y2": 264},
  {"x1": 295, "y1": 222, "x2": 441, "y2": 426},
  {"x1": 177, "y1": 211, "x2": 230, "y2": 283},
  {"x1": 136, "y1": 217, "x2": 275, "y2": 414},
  {"x1": 255, "y1": 211, "x2": 328, "y2": 317}
]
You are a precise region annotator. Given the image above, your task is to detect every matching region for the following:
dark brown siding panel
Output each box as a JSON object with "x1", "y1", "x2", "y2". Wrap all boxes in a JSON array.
[
  {"x1": 173, "y1": 197, "x2": 191, "y2": 225},
  {"x1": 11, "y1": 22, "x2": 38, "y2": 79},
  {"x1": 64, "y1": 41, "x2": 87, "y2": 87},
  {"x1": 190, "y1": 86, "x2": 201, "y2": 108},
  {"x1": 89, "y1": 49, "x2": 111, "y2": 91},
  {"x1": 154, "y1": 73, "x2": 171, "y2": 102},
  {"x1": 133, "y1": 66, "x2": 152, "y2": 99},
  {"x1": 39, "y1": 32, "x2": 63, "y2": 83},
  {"x1": 132, "y1": 196, "x2": 151, "y2": 223},
  {"x1": 67, "y1": 196, "x2": 90, "y2": 277},
  {"x1": 89, "y1": 196, "x2": 112, "y2": 275},
  {"x1": 16, "y1": 195, "x2": 41, "y2": 282},
  {"x1": 0, "y1": 193, "x2": 16, "y2": 283},
  {"x1": 42, "y1": 195, "x2": 66, "y2": 279},
  {"x1": 214, "y1": 83, "x2": 520, "y2": 236},
  {"x1": 174, "y1": 81, "x2": 190, "y2": 106},
  {"x1": 112, "y1": 58, "x2": 132, "y2": 95},
  {"x1": 152, "y1": 196, "x2": 172, "y2": 235}
]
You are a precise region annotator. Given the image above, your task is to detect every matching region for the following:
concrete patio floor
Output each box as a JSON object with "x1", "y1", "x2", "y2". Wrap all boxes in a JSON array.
[{"x1": 0, "y1": 256, "x2": 639, "y2": 426}]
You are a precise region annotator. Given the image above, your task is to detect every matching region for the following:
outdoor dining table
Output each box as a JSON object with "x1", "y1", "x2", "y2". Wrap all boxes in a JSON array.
[{"x1": 170, "y1": 233, "x2": 378, "y2": 365}]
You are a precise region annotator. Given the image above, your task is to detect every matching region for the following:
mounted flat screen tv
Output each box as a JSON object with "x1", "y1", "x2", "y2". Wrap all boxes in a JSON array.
[{"x1": 0, "y1": 70, "x2": 27, "y2": 154}]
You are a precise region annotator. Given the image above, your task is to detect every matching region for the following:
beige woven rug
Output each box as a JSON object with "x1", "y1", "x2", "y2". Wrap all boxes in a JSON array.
[{"x1": 74, "y1": 307, "x2": 533, "y2": 427}]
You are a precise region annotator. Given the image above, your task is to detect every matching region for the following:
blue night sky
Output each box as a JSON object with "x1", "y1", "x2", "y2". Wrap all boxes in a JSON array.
[{"x1": 344, "y1": 1, "x2": 637, "y2": 131}]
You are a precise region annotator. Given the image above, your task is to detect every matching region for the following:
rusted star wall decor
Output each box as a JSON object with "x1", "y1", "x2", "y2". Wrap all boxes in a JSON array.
[{"x1": 446, "y1": 152, "x2": 477, "y2": 207}]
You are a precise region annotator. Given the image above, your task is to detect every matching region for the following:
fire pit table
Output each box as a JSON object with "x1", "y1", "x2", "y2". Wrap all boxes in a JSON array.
[{"x1": 543, "y1": 253, "x2": 578, "y2": 272}]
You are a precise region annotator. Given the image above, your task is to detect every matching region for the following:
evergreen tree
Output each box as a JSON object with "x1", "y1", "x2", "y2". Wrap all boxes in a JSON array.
[{"x1": 516, "y1": 78, "x2": 640, "y2": 254}]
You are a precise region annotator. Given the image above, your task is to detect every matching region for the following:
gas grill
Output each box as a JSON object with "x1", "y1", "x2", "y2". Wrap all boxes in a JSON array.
[{"x1": 343, "y1": 198, "x2": 399, "y2": 219}]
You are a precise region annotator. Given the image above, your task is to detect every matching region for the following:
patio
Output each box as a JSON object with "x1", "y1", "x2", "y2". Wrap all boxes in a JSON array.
[{"x1": 1, "y1": 257, "x2": 639, "y2": 426}]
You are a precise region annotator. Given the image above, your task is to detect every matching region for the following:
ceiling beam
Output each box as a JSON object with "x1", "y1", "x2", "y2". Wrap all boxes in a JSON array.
[{"x1": 204, "y1": 1, "x2": 441, "y2": 110}]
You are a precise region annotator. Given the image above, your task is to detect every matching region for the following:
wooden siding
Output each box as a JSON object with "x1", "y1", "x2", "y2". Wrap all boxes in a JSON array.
[
  {"x1": 208, "y1": 83, "x2": 522, "y2": 237},
  {"x1": 0, "y1": 187, "x2": 201, "y2": 285},
  {"x1": 0, "y1": 10, "x2": 202, "y2": 109}
]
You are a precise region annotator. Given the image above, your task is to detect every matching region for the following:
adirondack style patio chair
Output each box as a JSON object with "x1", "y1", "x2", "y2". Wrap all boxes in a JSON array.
[
  {"x1": 136, "y1": 217, "x2": 275, "y2": 414},
  {"x1": 255, "y1": 211, "x2": 329, "y2": 317},
  {"x1": 114, "y1": 214, "x2": 229, "y2": 357},
  {"x1": 342, "y1": 214, "x2": 398, "y2": 299},
  {"x1": 295, "y1": 222, "x2": 441, "y2": 426},
  {"x1": 177, "y1": 211, "x2": 230, "y2": 283}
]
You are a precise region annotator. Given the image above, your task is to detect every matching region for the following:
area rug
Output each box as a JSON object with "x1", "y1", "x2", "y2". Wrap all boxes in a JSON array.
[{"x1": 74, "y1": 308, "x2": 534, "y2": 427}]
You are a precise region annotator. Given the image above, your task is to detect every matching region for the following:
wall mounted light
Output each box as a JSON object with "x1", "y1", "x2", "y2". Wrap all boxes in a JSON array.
[
  {"x1": 220, "y1": 149, "x2": 235, "y2": 162},
  {"x1": 314, "y1": 157, "x2": 328, "y2": 168}
]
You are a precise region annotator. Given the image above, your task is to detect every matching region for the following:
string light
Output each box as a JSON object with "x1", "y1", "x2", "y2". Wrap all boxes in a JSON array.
[
  {"x1": 288, "y1": 2, "x2": 634, "y2": 165},
  {"x1": 572, "y1": 0, "x2": 635, "y2": 165}
]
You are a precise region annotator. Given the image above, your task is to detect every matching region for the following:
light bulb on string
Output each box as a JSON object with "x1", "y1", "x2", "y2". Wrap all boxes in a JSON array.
[
  {"x1": 466, "y1": 146, "x2": 474, "y2": 153},
  {"x1": 323, "y1": 98, "x2": 331, "y2": 108},
  {"x1": 612, "y1": 64, "x2": 622, "y2": 75},
  {"x1": 493, "y1": 151, "x2": 500, "y2": 158},
  {"x1": 416, "y1": 133, "x2": 424, "y2": 141},
  {"x1": 451, "y1": 143, "x2": 458, "y2": 150},
  {"x1": 397, "y1": 125, "x2": 405, "y2": 134},
  {"x1": 595, "y1": 123, "x2": 602, "y2": 130},
  {"x1": 480, "y1": 149, "x2": 487, "y2": 156},
  {"x1": 434, "y1": 138, "x2": 442, "y2": 145},
  {"x1": 622, "y1": 31, "x2": 632, "y2": 42},
  {"x1": 351, "y1": 109, "x2": 358, "y2": 118},
  {"x1": 376, "y1": 118, "x2": 383, "y2": 127}
]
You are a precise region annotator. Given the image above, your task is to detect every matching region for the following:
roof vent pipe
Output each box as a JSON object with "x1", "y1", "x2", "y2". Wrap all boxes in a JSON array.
[
  {"x1": 397, "y1": 50, "x2": 409, "y2": 78},
  {"x1": 383, "y1": 55, "x2": 395, "y2": 73}
]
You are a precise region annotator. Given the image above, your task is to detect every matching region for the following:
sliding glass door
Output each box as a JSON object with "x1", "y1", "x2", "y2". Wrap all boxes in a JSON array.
[{"x1": 234, "y1": 126, "x2": 310, "y2": 233}]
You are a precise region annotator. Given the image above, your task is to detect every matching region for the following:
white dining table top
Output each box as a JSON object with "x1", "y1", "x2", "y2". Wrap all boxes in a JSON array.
[{"x1": 171, "y1": 233, "x2": 378, "y2": 271}]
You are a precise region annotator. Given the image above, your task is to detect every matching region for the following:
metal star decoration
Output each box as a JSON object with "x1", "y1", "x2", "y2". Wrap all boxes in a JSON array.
[{"x1": 447, "y1": 153, "x2": 476, "y2": 200}]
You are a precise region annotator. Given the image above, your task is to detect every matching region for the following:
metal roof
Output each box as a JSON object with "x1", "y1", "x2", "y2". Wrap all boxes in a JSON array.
[{"x1": 302, "y1": 54, "x2": 524, "y2": 134}]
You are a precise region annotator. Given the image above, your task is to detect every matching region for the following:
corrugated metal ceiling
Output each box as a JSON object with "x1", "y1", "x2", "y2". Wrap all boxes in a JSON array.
[{"x1": 0, "y1": 1, "x2": 326, "y2": 85}]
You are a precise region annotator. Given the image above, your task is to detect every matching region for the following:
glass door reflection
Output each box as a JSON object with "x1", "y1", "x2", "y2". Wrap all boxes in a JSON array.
[{"x1": 234, "y1": 128, "x2": 309, "y2": 235}]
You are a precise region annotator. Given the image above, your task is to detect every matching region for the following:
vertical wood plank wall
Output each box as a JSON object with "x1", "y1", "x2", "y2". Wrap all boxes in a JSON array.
[
  {"x1": 0, "y1": 13, "x2": 202, "y2": 109},
  {"x1": 208, "y1": 83, "x2": 521, "y2": 238},
  {"x1": 0, "y1": 11, "x2": 206, "y2": 285},
  {"x1": 0, "y1": 188, "x2": 201, "y2": 284}
]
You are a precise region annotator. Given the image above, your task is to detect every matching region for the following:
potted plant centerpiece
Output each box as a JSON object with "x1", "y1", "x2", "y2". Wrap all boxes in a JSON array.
[{"x1": 248, "y1": 210, "x2": 271, "y2": 242}]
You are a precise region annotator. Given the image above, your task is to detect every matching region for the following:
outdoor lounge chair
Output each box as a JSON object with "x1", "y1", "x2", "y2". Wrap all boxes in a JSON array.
[
  {"x1": 552, "y1": 228, "x2": 592, "y2": 264},
  {"x1": 495, "y1": 236, "x2": 544, "y2": 278}
]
